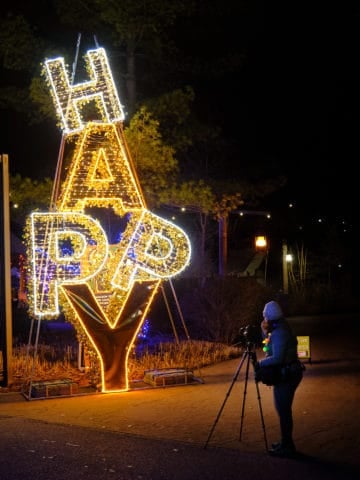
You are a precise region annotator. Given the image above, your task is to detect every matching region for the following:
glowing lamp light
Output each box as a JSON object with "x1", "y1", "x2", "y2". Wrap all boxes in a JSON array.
[
  {"x1": 26, "y1": 46, "x2": 191, "y2": 393},
  {"x1": 255, "y1": 235, "x2": 267, "y2": 250}
]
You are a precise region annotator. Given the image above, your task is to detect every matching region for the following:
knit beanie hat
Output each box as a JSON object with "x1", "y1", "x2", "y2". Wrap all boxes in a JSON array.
[{"x1": 263, "y1": 301, "x2": 283, "y2": 321}]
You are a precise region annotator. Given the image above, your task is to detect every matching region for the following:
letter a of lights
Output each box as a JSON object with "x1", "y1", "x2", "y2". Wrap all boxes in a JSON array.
[{"x1": 27, "y1": 46, "x2": 191, "y2": 392}]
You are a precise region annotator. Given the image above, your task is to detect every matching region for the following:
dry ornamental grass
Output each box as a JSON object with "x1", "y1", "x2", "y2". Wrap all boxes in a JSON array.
[{"x1": 1, "y1": 340, "x2": 241, "y2": 392}]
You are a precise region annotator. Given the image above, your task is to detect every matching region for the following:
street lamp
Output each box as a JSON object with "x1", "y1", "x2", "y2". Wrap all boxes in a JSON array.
[
  {"x1": 255, "y1": 235, "x2": 267, "y2": 250},
  {"x1": 255, "y1": 235, "x2": 269, "y2": 285},
  {"x1": 218, "y1": 210, "x2": 271, "y2": 276},
  {"x1": 282, "y1": 241, "x2": 293, "y2": 294}
]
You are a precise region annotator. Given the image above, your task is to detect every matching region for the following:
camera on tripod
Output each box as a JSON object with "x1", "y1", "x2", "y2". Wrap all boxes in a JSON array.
[
  {"x1": 205, "y1": 322, "x2": 268, "y2": 450},
  {"x1": 233, "y1": 324, "x2": 261, "y2": 349}
]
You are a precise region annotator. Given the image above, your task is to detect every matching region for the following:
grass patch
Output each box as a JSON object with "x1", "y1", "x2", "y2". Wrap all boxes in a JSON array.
[{"x1": 2, "y1": 340, "x2": 241, "y2": 391}]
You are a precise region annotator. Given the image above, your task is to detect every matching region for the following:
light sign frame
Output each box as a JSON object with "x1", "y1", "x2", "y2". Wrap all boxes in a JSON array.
[{"x1": 26, "y1": 46, "x2": 191, "y2": 392}]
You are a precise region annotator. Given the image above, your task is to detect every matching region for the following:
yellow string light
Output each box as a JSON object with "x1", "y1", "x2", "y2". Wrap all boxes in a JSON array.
[
  {"x1": 27, "y1": 47, "x2": 191, "y2": 392},
  {"x1": 44, "y1": 48, "x2": 125, "y2": 134}
]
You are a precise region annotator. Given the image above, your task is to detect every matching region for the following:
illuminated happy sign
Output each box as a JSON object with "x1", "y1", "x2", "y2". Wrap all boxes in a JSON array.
[
  {"x1": 27, "y1": 47, "x2": 191, "y2": 392},
  {"x1": 45, "y1": 48, "x2": 125, "y2": 133}
]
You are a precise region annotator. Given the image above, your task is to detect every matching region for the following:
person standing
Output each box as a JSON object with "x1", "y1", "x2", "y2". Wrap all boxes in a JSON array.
[{"x1": 257, "y1": 300, "x2": 304, "y2": 457}]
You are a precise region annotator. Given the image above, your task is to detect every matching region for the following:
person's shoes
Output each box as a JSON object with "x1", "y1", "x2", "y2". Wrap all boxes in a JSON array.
[
  {"x1": 268, "y1": 445, "x2": 296, "y2": 458},
  {"x1": 270, "y1": 441, "x2": 296, "y2": 451}
]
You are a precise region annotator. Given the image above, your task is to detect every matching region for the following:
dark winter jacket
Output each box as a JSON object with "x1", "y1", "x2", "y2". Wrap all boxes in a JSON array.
[{"x1": 259, "y1": 318, "x2": 298, "y2": 367}]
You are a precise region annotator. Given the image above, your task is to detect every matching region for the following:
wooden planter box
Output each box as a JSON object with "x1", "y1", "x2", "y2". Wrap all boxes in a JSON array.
[
  {"x1": 30, "y1": 379, "x2": 79, "y2": 398},
  {"x1": 143, "y1": 368, "x2": 194, "y2": 387}
]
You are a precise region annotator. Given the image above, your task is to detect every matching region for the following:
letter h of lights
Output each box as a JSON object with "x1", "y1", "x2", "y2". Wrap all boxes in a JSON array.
[{"x1": 27, "y1": 47, "x2": 191, "y2": 392}]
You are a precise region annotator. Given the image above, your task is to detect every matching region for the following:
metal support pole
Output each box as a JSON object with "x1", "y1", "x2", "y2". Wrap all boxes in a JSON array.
[{"x1": 0, "y1": 154, "x2": 13, "y2": 386}]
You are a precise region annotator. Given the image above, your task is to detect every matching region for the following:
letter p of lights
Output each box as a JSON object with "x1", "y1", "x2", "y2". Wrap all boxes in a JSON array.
[{"x1": 27, "y1": 47, "x2": 191, "y2": 392}]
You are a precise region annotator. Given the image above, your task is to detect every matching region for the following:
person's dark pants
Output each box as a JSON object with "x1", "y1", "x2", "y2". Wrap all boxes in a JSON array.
[{"x1": 273, "y1": 370, "x2": 303, "y2": 449}]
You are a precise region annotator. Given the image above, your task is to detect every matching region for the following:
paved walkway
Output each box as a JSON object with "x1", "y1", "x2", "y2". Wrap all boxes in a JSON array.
[{"x1": 0, "y1": 314, "x2": 359, "y2": 479}]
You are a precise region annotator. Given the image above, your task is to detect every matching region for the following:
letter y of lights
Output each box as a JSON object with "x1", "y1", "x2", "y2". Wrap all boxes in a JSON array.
[{"x1": 27, "y1": 47, "x2": 191, "y2": 392}]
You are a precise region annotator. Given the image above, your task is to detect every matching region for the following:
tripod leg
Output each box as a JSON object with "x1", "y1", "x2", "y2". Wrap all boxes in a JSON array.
[
  {"x1": 204, "y1": 351, "x2": 247, "y2": 449},
  {"x1": 238, "y1": 352, "x2": 251, "y2": 441},
  {"x1": 239, "y1": 350, "x2": 268, "y2": 451}
]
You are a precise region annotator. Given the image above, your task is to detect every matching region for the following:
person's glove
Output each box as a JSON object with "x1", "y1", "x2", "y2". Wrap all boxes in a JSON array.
[{"x1": 261, "y1": 319, "x2": 270, "y2": 334}]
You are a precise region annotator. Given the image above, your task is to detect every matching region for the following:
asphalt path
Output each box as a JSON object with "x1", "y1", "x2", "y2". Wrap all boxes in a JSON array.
[{"x1": 0, "y1": 313, "x2": 359, "y2": 480}]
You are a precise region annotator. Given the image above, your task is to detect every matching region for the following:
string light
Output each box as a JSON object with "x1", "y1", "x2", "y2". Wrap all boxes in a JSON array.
[
  {"x1": 27, "y1": 47, "x2": 191, "y2": 392},
  {"x1": 44, "y1": 48, "x2": 125, "y2": 134}
]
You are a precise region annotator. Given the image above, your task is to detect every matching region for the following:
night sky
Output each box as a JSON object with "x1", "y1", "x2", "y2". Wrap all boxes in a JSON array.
[{"x1": 231, "y1": 5, "x2": 358, "y2": 221}]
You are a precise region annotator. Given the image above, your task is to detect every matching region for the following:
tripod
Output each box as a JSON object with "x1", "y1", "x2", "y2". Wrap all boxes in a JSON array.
[{"x1": 204, "y1": 344, "x2": 268, "y2": 450}]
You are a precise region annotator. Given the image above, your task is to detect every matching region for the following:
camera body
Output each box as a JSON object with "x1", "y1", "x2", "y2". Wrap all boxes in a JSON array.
[{"x1": 234, "y1": 324, "x2": 261, "y2": 349}]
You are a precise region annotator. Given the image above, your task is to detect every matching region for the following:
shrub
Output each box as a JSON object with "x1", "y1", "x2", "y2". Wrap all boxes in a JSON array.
[{"x1": 169, "y1": 276, "x2": 275, "y2": 343}]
